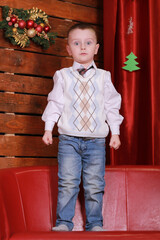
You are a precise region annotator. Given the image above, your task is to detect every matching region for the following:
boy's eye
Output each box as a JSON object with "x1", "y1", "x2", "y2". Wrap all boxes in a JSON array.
[
  {"x1": 74, "y1": 42, "x2": 79, "y2": 46},
  {"x1": 87, "y1": 41, "x2": 92, "y2": 45}
]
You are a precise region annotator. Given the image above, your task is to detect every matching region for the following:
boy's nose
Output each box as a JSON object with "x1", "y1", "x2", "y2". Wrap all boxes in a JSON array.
[{"x1": 81, "y1": 43, "x2": 86, "y2": 50}]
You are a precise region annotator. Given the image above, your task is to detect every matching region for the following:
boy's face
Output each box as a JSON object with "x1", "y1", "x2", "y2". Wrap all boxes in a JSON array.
[{"x1": 66, "y1": 28, "x2": 99, "y2": 68}]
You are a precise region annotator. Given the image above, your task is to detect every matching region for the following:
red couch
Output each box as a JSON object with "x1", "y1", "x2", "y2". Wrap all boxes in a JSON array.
[{"x1": 0, "y1": 166, "x2": 160, "y2": 240}]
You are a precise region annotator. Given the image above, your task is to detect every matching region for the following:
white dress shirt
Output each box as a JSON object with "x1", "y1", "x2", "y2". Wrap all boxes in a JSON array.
[{"x1": 42, "y1": 61, "x2": 123, "y2": 137}]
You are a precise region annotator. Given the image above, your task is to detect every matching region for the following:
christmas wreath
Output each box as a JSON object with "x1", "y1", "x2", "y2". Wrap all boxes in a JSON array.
[{"x1": 0, "y1": 6, "x2": 56, "y2": 49}]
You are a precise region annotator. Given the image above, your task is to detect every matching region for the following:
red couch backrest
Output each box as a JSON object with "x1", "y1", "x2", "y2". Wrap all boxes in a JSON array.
[
  {"x1": 0, "y1": 166, "x2": 160, "y2": 236},
  {"x1": 104, "y1": 168, "x2": 160, "y2": 231},
  {"x1": 126, "y1": 169, "x2": 160, "y2": 230},
  {"x1": 0, "y1": 167, "x2": 58, "y2": 238}
]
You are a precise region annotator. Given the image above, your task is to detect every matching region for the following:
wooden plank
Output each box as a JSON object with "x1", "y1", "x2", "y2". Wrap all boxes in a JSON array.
[
  {"x1": 50, "y1": 18, "x2": 76, "y2": 38},
  {"x1": 0, "y1": 157, "x2": 57, "y2": 169},
  {"x1": 0, "y1": 10, "x2": 103, "y2": 39},
  {"x1": 0, "y1": 0, "x2": 102, "y2": 24},
  {"x1": 0, "y1": 73, "x2": 53, "y2": 95},
  {"x1": 0, "y1": 32, "x2": 65, "y2": 56},
  {"x1": 45, "y1": 18, "x2": 102, "y2": 41},
  {"x1": 0, "y1": 33, "x2": 102, "y2": 62},
  {"x1": 0, "y1": 92, "x2": 47, "y2": 114},
  {"x1": 64, "y1": 0, "x2": 103, "y2": 8},
  {"x1": 0, "y1": 49, "x2": 102, "y2": 76},
  {"x1": 0, "y1": 48, "x2": 72, "y2": 77},
  {"x1": 0, "y1": 135, "x2": 58, "y2": 157},
  {"x1": 0, "y1": 12, "x2": 73, "y2": 38},
  {"x1": 0, "y1": 113, "x2": 58, "y2": 135}
]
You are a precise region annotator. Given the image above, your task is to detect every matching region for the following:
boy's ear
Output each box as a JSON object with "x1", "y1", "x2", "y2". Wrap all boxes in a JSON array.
[
  {"x1": 66, "y1": 44, "x2": 72, "y2": 56},
  {"x1": 94, "y1": 43, "x2": 100, "y2": 55}
]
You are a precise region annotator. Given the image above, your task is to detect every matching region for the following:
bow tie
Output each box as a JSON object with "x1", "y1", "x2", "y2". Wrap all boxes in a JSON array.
[{"x1": 77, "y1": 66, "x2": 94, "y2": 76}]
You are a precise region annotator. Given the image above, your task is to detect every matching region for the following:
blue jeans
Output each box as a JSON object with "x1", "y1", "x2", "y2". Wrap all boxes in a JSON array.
[{"x1": 56, "y1": 134, "x2": 106, "y2": 231}]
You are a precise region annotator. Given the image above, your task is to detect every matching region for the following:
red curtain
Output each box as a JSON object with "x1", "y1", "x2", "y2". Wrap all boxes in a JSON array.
[{"x1": 103, "y1": 0, "x2": 160, "y2": 165}]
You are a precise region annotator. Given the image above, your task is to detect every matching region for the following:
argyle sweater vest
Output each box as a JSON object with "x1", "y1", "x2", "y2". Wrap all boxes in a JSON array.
[{"x1": 57, "y1": 67, "x2": 109, "y2": 138}]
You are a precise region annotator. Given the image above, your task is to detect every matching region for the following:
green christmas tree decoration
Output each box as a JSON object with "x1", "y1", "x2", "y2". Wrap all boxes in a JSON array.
[{"x1": 122, "y1": 52, "x2": 140, "y2": 72}]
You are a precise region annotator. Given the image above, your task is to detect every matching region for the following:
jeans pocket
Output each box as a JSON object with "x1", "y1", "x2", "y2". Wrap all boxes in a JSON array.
[
  {"x1": 59, "y1": 134, "x2": 72, "y2": 141},
  {"x1": 93, "y1": 138, "x2": 106, "y2": 147}
]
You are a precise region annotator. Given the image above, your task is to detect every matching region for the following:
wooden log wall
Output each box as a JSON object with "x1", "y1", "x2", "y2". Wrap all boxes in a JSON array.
[{"x1": 0, "y1": 0, "x2": 103, "y2": 169}]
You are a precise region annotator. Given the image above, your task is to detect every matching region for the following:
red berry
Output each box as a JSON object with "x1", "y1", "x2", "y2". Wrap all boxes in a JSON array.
[
  {"x1": 11, "y1": 16, "x2": 17, "y2": 24},
  {"x1": 34, "y1": 23, "x2": 38, "y2": 28},
  {"x1": 8, "y1": 21, "x2": 13, "y2": 26},
  {"x1": 18, "y1": 20, "x2": 26, "y2": 29},
  {"x1": 44, "y1": 25, "x2": 50, "y2": 33},
  {"x1": 35, "y1": 25, "x2": 43, "y2": 33},
  {"x1": 26, "y1": 20, "x2": 34, "y2": 29}
]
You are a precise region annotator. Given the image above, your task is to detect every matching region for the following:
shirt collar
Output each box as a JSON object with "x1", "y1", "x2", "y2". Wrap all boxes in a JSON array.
[{"x1": 72, "y1": 61, "x2": 97, "y2": 71}]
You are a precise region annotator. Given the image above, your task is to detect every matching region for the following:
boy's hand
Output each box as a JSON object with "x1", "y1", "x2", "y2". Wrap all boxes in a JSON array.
[
  {"x1": 109, "y1": 135, "x2": 121, "y2": 150},
  {"x1": 42, "y1": 130, "x2": 53, "y2": 145}
]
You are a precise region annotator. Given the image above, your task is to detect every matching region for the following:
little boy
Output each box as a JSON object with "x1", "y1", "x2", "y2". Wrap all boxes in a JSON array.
[{"x1": 42, "y1": 23, "x2": 123, "y2": 231}]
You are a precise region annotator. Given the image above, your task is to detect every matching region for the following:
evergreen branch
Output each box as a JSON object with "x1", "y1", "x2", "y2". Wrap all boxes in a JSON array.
[{"x1": 0, "y1": 5, "x2": 57, "y2": 49}]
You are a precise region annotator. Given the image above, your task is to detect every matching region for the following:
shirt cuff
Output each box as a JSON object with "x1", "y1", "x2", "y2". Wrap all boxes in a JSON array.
[
  {"x1": 44, "y1": 121, "x2": 55, "y2": 132},
  {"x1": 110, "y1": 125, "x2": 120, "y2": 135}
]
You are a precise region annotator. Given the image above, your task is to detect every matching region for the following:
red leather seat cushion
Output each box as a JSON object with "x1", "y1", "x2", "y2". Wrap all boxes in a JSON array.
[
  {"x1": 1, "y1": 166, "x2": 160, "y2": 240},
  {"x1": 102, "y1": 170, "x2": 127, "y2": 230},
  {"x1": 127, "y1": 170, "x2": 160, "y2": 230},
  {"x1": 10, "y1": 232, "x2": 160, "y2": 240}
]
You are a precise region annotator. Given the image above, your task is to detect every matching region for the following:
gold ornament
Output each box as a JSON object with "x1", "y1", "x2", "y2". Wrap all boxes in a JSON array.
[
  {"x1": 13, "y1": 29, "x2": 29, "y2": 48},
  {"x1": 14, "y1": 23, "x2": 18, "y2": 28},
  {"x1": 27, "y1": 7, "x2": 50, "y2": 27},
  {"x1": 12, "y1": 27, "x2": 17, "y2": 33},
  {"x1": 44, "y1": 34, "x2": 49, "y2": 40},
  {"x1": 40, "y1": 23, "x2": 45, "y2": 28},
  {"x1": 8, "y1": 8, "x2": 13, "y2": 17},
  {"x1": 27, "y1": 28, "x2": 36, "y2": 38},
  {"x1": 6, "y1": 17, "x2": 10, "y2": 21}
]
